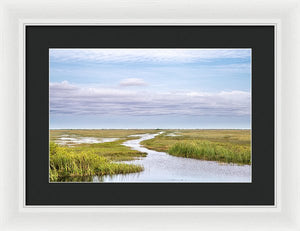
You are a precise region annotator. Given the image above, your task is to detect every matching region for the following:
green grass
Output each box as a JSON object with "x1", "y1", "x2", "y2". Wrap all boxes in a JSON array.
[
  {"x1": 50, "y1": 129, "x2": 158, "y2": 161},
  {"x1": 168, "y1": 141, "x2": 250, "y2": 164},
  {"x1": 49, "y1": 142, "x2": 143, "y2": 182},
  {"x1": 141, "y1": 129, "x2": 251, "y2": 165},
  {"x1": 49, "y1": 129, "x2": 155, "y2": 182},
  {"x1": 68, "y1": 139, "x2": 147, "y2": 161},
  {"x1": 49, "y1": 129, "x2": 251, "y2": 182}
]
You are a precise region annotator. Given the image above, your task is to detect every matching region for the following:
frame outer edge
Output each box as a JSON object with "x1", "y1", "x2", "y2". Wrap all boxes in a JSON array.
[
  {"x1": 21, "y1": 20, "x2": 279, "y2": 211},
  {"x1": 0, "y1": 3, "x2": 294, "y2": 229}
]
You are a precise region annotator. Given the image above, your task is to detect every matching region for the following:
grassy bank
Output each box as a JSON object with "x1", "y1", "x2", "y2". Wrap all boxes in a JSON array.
[
  {"x1": 168, "y1": 140, "x2": 250, "y2": 164},
  {"x1": 49, "y1": 142, "x2": 143, "y2": 182},
  {"x1": 69, "y1": 139, "x2": 148, "y2": 161},
  {"x1": 50, "y1": 129, "x2": 159, "y2": 161},
  {"x1": 49, "y1": 130, "x2": 157, "y2": 182},
  {"x1": 49, "y1": 129, "x2": 251, "y2": 181},
  {"x1": 141, "y1": 129, "x2": 251, "y2": 165}
]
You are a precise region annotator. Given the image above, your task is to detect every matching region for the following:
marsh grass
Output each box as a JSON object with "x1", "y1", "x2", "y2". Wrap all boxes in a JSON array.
[
  {"x1": 50, "y1": 130, "x2": 151, "y2": 161},
  {"x1": 168, "y1": 141, "x2": 250, "y2": 164},
  {"x1": 49, "y1": 129, "x2": 251, "y2": 182},
  {"x1": 141, "y1": 129, "x2": 251, "y2": 165},
  {"x1": 49, "y1": 142, "x2": 143, "y2": 182},
  {"x1": 69, "y1": 138, "x2": 147, "y2": 161},
  {"x1": 50, "y1": 129, "x2": 158, "y2": 142}
]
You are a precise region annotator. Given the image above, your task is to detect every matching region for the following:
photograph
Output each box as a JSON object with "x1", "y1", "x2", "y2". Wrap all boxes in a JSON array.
[{"x1": 49, "y1": 48, "x2": 252, "y2": 183}]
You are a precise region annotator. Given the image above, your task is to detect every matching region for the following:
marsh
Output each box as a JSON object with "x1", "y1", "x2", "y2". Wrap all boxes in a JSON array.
[{"x1": 49, "y1": 129, "x2": 251, "y2": 182}]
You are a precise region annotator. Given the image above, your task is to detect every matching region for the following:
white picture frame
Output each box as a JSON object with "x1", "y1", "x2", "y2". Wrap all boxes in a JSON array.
[{"x1": 0, "y1": 0, "x2": 299, "y2": 230}]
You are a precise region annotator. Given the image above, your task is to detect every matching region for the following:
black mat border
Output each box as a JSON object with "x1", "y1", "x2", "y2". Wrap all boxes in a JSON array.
[{"x1": 26, "y1": 26, "x2": 274, "y2": 205}]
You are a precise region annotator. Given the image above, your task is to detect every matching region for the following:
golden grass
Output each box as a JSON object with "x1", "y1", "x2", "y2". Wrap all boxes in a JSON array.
[{"x1": 50, "y1": 129, "x2": 159, "y2": 141}]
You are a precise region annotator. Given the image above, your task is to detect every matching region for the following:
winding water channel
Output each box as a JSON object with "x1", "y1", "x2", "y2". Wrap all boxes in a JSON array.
[{"x1": 94, "y1": 133, "x2": 251, "y2": 183}]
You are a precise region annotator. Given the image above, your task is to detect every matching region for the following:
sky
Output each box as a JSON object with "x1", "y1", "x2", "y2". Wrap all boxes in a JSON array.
[{"x1": 49, "y1": 48, "x2": 251, "y2": 129}]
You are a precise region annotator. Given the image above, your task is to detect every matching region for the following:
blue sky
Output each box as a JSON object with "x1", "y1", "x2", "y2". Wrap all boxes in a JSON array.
[{"x1": 49, "y1": 49, "x2": 251, "y2": 129}]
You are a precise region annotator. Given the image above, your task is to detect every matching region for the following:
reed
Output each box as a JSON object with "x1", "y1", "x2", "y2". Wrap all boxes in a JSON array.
[
  {"x1": 168, "y1": 141, "x2": 250, "y2": 164},
  {"x1": 49, "y1": 142, "x2": 143, "y2": 182}
]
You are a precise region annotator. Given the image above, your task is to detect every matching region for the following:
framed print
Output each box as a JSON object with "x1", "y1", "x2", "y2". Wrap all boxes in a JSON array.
[
  {"x1": 2, "y1": 0, "x2": 300, "y2": 230},
  {"x1": 25, "y1": 26, "x2": 274, "y2": 205}
]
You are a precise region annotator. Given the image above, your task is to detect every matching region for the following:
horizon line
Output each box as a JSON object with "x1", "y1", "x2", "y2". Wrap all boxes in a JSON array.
[{"x1": 49, "y1": 128, "x2": 251, "y2": 130}]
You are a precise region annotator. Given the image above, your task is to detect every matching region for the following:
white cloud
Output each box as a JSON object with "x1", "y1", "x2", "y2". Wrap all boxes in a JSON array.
[
  {"x1": 49, "y1": 48, "x2": 251, "y2": 64},
  {"x1": 119, "y1": 78, "x2": 147, "y2": 87},
  {"x1": 50, "y1": 81, "x2": 250, "y2": 117}
]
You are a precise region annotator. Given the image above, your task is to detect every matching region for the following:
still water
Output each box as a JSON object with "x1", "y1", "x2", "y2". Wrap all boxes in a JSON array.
[{"x1": 94, "y1": 133, "x2": 251, "y2": 183}]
